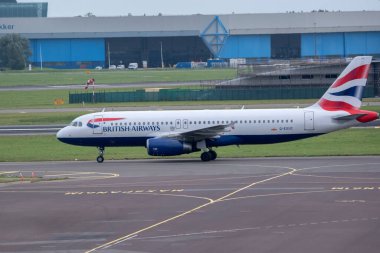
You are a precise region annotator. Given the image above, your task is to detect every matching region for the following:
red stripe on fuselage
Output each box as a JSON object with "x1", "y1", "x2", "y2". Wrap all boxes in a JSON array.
[
  {"x1": 92, "y1": 117, "x2": 124, "y2": 123},
  {"x1": 331, "y1": 64, "x2": 370, "y2": 88}
]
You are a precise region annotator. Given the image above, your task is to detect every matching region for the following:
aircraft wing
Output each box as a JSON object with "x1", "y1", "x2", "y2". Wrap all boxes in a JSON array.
[{"x1": 160, "y1": 123, "x2": 235, "y2": 142}]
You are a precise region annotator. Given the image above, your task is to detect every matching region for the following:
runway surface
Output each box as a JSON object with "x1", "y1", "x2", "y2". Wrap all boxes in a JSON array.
[{"x1": 0, "y1": 157, "x2": 379, "y2": 253}]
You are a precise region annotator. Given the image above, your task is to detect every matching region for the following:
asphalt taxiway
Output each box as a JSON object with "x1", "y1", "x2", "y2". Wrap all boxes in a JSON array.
[{"x1": 0, "y1": 157, "x2": 379, "y2": 253}]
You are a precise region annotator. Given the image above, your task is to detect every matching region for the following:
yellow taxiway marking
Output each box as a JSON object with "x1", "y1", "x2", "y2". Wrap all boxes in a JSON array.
[
  {"x1": 45, "y1": 171, "x2": 119, "y2": 179},
  {"x1": 128, "y1": 217, "x2": 379, "y2": 241},
  {"x1": 1, "y1": 170, "x2": 119, "y2": 182},
  {"x1": 85, "y1": 166, "x2": 296, "y2": 253},
  {"x1": 296, "y1": 163, "x2": 380, "y2": 173},
  {"x1": 0, "y1": 171, "x2": 20, "y2": 175},
  {"x1": 292, "y1": 173, "x2": 380, "y2": 181},
  {"x1": 217, "y1": 189, "x2": 349, "y2": 202}
]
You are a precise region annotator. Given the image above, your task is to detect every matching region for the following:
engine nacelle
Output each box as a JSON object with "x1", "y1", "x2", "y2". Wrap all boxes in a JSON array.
[{"x1": 147, "y1": 138, "x2": 193, "y2": 156}]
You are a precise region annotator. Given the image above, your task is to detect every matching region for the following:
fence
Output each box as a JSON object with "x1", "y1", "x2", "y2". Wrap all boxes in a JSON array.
[{"x1": 69, "y1": 86, "x2": 375, "y2": 104}]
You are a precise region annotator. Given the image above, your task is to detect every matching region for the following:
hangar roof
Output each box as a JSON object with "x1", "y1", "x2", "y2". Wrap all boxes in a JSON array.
[{"x1": 1, "y1": 11, "x2": 380, "y2": 39}]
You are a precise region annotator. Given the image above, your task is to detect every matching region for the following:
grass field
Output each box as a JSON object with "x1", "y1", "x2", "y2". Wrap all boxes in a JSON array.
[
  {"x1": 0, "y1": 68, "x2": 237, "y2": 87},
  {"x1": 0, "y1": 128, "x2": 378, "y2": 162},
  {"x1": 0, "y1": 88, "x2": 323, "y2": 109}
]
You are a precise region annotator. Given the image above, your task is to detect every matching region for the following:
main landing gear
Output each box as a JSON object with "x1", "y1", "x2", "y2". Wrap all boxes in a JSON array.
[
  {"x1": 200, "y1": 149, "x2": 217, "y2": 162},
  {"x1": 96, "y1": 146, "x2": 105, "y2": 163}
]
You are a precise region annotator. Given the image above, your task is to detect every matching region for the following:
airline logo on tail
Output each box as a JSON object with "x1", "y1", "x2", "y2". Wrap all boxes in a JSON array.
[{"x1": 315, "y1": 56, "x2": 378, "y2": 123}]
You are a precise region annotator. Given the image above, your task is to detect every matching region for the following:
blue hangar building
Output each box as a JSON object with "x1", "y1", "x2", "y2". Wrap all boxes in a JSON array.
[{"x1": 1, "y1": 11, "x2": 380, "y2": 68}]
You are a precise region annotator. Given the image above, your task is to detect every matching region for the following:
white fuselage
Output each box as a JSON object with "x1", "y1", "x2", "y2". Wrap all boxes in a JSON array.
[{"x1": 56, "y1": 107, "x2": 356, "y2": 147}]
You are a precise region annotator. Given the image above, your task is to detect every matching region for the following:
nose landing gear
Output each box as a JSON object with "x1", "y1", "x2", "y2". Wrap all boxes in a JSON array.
[{"x1": 97, "y1": 146, "x2": 105, "y2": 163}]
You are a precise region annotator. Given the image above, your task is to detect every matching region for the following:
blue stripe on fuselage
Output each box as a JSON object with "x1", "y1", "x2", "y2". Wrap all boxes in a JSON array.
[{"x1": 57, "y1": 133, "x2": 322, "y2": 147}]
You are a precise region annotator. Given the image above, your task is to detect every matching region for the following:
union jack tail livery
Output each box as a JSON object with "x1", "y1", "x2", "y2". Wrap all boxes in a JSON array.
[{"x1": 312, "y1": 56, "x2": 378, "y2": 123}]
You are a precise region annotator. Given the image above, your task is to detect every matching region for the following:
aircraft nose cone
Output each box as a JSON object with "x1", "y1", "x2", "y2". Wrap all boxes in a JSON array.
[
  {"x1": 56, "y1": 128, "x2": 63, "y2": 139},
  {"x1": 56, "y1": 127, "x2": 69, "y2": 141}
]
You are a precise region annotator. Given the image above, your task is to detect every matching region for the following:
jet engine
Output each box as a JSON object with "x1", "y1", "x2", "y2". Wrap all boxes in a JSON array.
[{"x1": 147, "y1": 138, "x2": 194, "y2": 156}]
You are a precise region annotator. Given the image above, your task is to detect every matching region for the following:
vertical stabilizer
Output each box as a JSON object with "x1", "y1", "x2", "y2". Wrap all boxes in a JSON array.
[{"x1": 313, "y1": 56, "x2": 372, "y2": 110}]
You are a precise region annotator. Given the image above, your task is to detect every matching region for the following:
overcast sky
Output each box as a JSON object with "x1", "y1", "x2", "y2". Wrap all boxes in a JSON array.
[{"x1": 18, "y1": 0, "x2": 380, "y2": 17}]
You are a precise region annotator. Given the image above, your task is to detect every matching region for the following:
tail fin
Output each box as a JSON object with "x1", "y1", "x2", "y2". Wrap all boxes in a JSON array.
[
  {"x1": 313, "y1": 56, "x2": 372, "y2": 110},
  {"x1": 312, "y1": 56, "x2": 378, "y2": 123}
]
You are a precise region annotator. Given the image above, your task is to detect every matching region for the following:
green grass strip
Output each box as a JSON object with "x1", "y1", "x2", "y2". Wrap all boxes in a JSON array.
[
  {"x1": 0, "y1": 69, "x2": 237, "y2": 87},
  {"x1": 0, "y1": 128, "x2": 378, "y2": 162}
]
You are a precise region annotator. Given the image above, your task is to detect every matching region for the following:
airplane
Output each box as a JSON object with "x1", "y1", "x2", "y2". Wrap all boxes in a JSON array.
[{"x1": 57, "y1": 56, "x2": 379, "y2": 163}]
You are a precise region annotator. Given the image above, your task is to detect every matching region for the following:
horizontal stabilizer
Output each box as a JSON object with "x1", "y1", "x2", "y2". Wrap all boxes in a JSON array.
[{"x1": 333, "y1": 114, "x2": 367, "y2": 121}]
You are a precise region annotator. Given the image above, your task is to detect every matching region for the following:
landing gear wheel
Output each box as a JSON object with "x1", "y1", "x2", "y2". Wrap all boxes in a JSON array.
[
  {"x1": 201, "y1": 152, "x2": 212, "y2": 162},
  {"x1": 96, "y1": 155, "x2": 104, "y2": 163},
  {"x1": 209, "y1": 150, "x2": 217, "y2": 160},
  {"x1": 97, "y1": 146, "x2": 105, "y2": 163}
]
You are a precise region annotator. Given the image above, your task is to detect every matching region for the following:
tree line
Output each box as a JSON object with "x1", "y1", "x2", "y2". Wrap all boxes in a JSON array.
[{"x1": 0, "y1": 34, "x2": 31, "y2": 70}]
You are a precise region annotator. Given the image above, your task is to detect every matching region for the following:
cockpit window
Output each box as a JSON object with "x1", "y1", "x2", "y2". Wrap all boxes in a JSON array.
[{"x1": 71, "y1": 121, "x2": 83, "y2": 127}]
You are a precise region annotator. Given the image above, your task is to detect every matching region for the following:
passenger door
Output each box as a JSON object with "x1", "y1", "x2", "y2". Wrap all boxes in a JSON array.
[{"x1": 93, "y1": 115, "x2": 103, "y2": 134}]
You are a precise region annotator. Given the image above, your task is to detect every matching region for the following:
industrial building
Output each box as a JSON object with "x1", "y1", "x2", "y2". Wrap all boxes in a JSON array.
[
  {"x1": 0, "y1": 1, "x2": 47, "y2": 17},
  {"x1": 1, "y1": 8, "x2": 380, "y2": 69}
]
